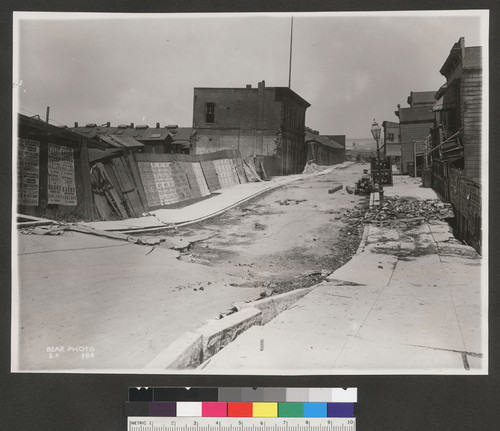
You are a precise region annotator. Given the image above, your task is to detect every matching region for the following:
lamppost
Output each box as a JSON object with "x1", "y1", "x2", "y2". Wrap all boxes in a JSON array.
[{"x1": 371, "y1": 119, "x2": 383, "y2": 205}]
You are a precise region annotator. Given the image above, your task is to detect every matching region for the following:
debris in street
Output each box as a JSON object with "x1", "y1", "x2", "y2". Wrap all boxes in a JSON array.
[
  {"x1": 31, "y1": 226, "x2": 66, "y2": 236},
  {"x1": 276, "y1": 198, "x2": 307, "y2": 205},
  {"x1": 346, "y1": 186, "x2": 354, "y2": 194},
  {"x1": 328, "y1": 185, "x2": 343, "y2": 194},
  {"x1": 254, "y1": 222, "x2": 267, "y2": 230},
  {"x1": 302, "y1": 269, "x2": 332, "y2": 277},
  {"x1": 342, "y1": 197, "x2": 454, "y2": 229}
]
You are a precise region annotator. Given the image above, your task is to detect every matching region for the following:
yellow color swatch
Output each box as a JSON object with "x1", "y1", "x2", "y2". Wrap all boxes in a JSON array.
[{"x1": 252, "y1": 402, "x2": 278, "y2": 417}]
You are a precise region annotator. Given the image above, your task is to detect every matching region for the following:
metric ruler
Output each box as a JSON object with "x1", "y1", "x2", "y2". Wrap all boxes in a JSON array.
[{"x1": 127, "y1": 417, "x2": 356, "y2": 431}]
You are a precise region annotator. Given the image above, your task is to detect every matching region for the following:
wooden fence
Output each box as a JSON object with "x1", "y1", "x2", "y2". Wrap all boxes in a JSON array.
[{"x1": 89, "y1": 150, "x2": 266, "y2": 221}]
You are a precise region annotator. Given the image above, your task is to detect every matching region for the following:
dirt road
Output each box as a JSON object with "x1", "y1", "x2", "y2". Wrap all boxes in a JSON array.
[{"x1": 158, "y1": 162, "x2": 369, "y2": 296}]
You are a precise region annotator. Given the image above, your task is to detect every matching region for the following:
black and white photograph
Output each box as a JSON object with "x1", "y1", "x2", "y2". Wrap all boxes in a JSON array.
[{"x1": 12, "y1": 10, "x2": 488, "y2": 374}]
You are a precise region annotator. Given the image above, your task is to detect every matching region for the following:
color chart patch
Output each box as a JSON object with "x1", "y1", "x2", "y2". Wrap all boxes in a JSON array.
[{"x1": 126, "y1": 387, "x2": 356, "y2": 418}]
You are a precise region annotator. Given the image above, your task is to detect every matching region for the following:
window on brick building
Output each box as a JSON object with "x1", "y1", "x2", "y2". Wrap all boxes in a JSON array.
[
  {"x1": 387, "y1": 133, "x2": 394, "y2": 142},
  {"x1": 205, "y1": 103, "x2": 215, "y2": 123}
]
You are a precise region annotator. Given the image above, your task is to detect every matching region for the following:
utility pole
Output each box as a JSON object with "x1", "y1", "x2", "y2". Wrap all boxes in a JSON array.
[{"x1": 288, "y1": 16, "x2": 293, "y2": 88}]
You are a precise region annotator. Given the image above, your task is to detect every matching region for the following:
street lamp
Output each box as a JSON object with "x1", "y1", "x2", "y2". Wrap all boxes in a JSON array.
[{"x1": 371, "y1": 119, "x2": 384, "y2": 205}]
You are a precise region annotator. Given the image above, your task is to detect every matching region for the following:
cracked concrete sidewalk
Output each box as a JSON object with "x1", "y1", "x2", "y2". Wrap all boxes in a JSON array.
[{"x1": 199, "y1": 176, "x2": 486, "y2": 374}]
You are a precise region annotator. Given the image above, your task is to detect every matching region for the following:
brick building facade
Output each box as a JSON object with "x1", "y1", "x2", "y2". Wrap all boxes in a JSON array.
[{"x1": 192, "y1": 80, "x2": 310, "y2": 175}]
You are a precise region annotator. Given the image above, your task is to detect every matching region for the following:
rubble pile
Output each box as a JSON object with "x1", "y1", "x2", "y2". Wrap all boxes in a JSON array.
[{"x1": 342, "y1": 197, "x2": 454, "y2": 229}]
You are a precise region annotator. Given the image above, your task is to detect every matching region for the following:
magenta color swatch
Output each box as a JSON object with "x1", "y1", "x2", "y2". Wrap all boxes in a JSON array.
[{"x1": 202, "y1": 402, "x2": 228, "y2": 417}]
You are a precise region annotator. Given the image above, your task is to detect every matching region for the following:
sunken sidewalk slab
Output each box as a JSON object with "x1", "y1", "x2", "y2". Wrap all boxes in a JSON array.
[{"x1": 143, "y1": 288, "x2": 313, "y2": 370}]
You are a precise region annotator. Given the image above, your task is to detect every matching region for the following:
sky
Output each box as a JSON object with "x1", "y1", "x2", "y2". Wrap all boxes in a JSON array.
[{"x1": 14, "y1": 11, "x2": 487, "y2": 139}]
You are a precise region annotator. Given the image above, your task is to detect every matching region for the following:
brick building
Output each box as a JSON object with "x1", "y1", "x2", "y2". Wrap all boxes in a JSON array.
[
  {"x1": 192, "y1": 80, "x2": 311, "y2": 175},
  {"x1": 395, "y1": 91, "x2": 436, "y2": 175}
]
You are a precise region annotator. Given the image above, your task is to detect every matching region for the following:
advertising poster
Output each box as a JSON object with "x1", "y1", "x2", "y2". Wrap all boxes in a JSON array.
[
  {"x1": 47, "y1": 143, "x2": 77, "y2": 206},
  {"x1": 17, "y1": 138, "x2": 40, "y2": 206}
]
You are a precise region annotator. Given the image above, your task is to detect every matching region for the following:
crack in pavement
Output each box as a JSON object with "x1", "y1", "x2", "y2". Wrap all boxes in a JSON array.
[{"x1": 18, "y1": 243, "x2": 129, "y2": 256}]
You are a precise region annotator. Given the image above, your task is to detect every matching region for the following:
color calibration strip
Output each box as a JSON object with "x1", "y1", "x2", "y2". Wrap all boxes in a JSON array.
[
  {"x1": 128, "y1": 417, "x2": 356, "y2": 431},
  {"x1": 126, "y1": 388, "x2": 356, "y2": 418}
]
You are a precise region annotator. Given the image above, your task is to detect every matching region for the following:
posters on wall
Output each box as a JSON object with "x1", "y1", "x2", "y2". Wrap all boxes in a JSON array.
[
  {"x1": 17, "y1": 138, "x2": 40, "y2": 206},
  {"x1": 47, "y1": 143, "x2": 77, "y2": 206}
]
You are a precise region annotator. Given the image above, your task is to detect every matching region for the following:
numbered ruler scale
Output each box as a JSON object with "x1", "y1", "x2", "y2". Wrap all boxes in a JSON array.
[{"x1": 128, "y1": 417, "x2": 355, "y2": 431}]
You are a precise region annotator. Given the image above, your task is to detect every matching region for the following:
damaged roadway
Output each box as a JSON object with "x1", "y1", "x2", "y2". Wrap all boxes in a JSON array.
[
  {"x1": 14, "y1": 162, "x2": 364, "y2": 371},
  {"x1": 197, "y1": 175, "x2": 484, "y2": 374},
  {"x1": 14, "y1": 163, "x2": 483, "y2": 373}
]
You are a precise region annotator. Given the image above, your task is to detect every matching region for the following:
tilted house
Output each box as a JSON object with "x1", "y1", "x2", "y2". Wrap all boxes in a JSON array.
[
  {"x1": 431, "y1": 37, "x2": 482, "y2": 184},
  {"x1": 429, "y1": 37, "x2": 483, "y2": 252},
  {"x1": 192, "y1": 80, "x2": 311, "y2": 175}
]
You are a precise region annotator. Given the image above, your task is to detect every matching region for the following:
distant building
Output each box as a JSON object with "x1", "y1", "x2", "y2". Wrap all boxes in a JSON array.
[
  {"x1": 70, "y1": 123, "x2": 194, "y2": 154},
  {"x1": 169, "y1": 126, "x2": 197, "y2": 154},
  {"x1": 192, "y1": 80, "x2": 311, "y2": 175},
  {"x1": 395, "y1": 91, "x2": 435, "y2": 175},
  {"x1": 305, "y1": 131, "x2": 345, "y2": 165},
  {"x1": 382, "y1": 120, "x2": 401, "y2": 166}
]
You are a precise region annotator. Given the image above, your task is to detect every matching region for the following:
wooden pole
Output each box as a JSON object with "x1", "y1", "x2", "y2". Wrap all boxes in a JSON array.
[
  {"x1": 288, "y1": 16, "x2": 293, "y2": 88},
  {"x1": 79, "y1": 139, "x2": 95, "y2": 220},
  {"x1": 413, "y1": 141, "x2": 417, "y2": 177}
]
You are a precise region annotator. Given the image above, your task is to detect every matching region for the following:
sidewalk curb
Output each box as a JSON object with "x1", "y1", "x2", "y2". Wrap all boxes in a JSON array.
[
  {"x1": 143, "y1": 287, "x2": 314, "y2": 370},
  {"x1": 234, "y1": 287, "x2": 314, "y2": 325},
  {"x1": 355, "y1": 223, "x2": 370, "y2": 256}
]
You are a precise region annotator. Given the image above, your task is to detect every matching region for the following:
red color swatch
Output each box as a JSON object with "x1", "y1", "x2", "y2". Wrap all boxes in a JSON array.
[{"x1": 228, "y1": 403, "x2": 253, "y2": 417}]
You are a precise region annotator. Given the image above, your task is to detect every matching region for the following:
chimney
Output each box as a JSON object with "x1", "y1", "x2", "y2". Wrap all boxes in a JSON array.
[
  {"x1": 130, "y1": 122, "x2": 134, "y2": 128},
  {"x1": 156, "y1": 122, "x2": 160, "y2": 128},
  {"x1": 106, "y1": 122, "x2": 110, "y2": 127},
  {"x1": 246, "y1": 84, "x2": 252, "y2": 89},
  {"x1": 74, "y1": 122, "x2": 78, "y2": 127},
  {"x1": 258, "y1": 80, "x2": 265, "y2": 89}
]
